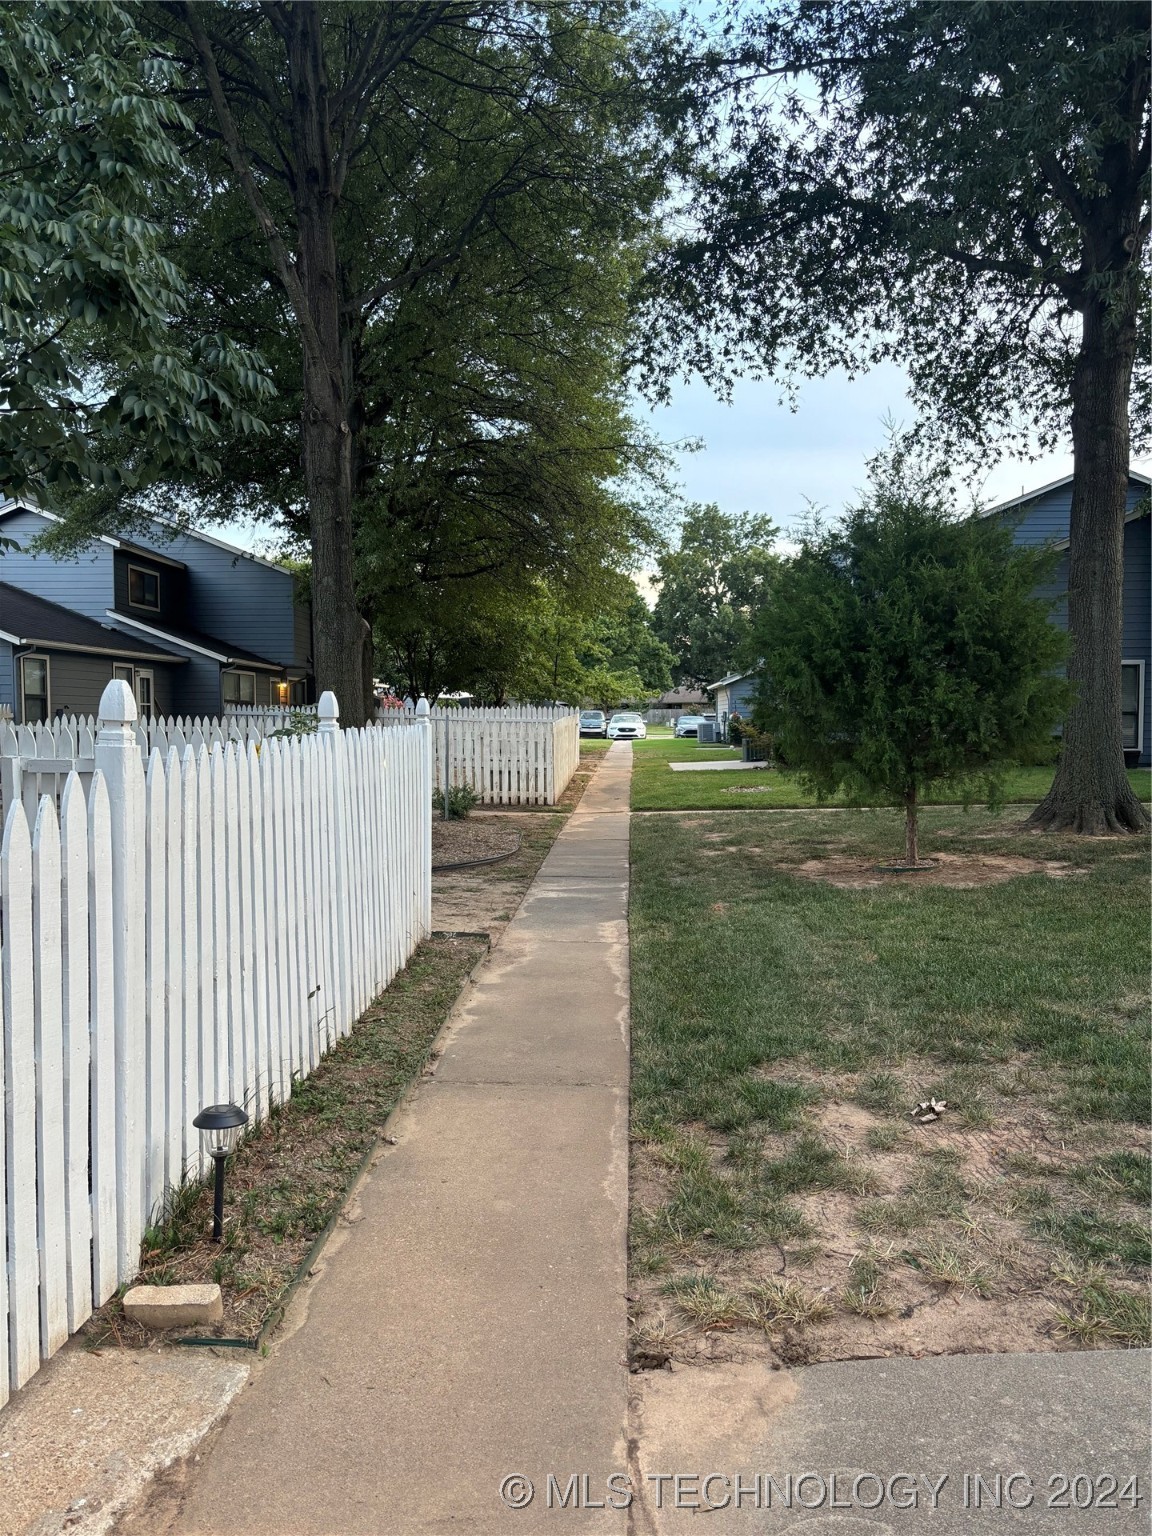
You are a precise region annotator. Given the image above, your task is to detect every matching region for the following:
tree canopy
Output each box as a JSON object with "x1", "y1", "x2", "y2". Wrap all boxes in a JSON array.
[
  {"x1": 651, "y1": 503, "x2": 777, "y2": 686},
  {"x1": 751, "y1": 447, "x2": 1071, "y2": 865},
  {"x1": 0, "y1": 1, "x2": 269, "y2": 499},
  {"x1": 641, "y1": 0, "x2": 1150, "y2": 833}
]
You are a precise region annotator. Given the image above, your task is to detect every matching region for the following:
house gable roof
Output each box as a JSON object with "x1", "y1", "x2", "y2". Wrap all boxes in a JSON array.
[
  {"x1": 980, "y1": 468, "x2": 1151, "y2": 520},
  {"x1": 706, "y1": 670, "x2": 755, "y2": 691},
  {"x1": 106, "y1": 611, "x2": 284, "y2": 671},
  {"x1": 0, "y1": 583, "x2": 187, "y2": 661},
  {"x1": 0, "y1": 497, "x2": 289, "y2": 574}
]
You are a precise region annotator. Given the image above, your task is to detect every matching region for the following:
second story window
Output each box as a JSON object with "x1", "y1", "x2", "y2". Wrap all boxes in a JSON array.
[{"x1": 128, "y1": 564, "x2": 160, "y2": 610}]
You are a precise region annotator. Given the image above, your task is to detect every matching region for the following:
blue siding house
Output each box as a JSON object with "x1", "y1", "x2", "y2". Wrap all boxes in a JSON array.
[
  {"x1": 706, "y1": 670, "x2": 758, "y2": 735},
  {"x1": 0, "y1": 501, "x2": 314, "y2": 722},
  {"x1": 985, "y1": 470, "x2": 1151, "y2": 767}
]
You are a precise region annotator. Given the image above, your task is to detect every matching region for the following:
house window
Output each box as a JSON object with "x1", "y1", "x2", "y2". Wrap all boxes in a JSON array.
[
  {"x1": 21, "y1": 655, "x2": 50, "y2": 724},
  {"x1": 127, "y1": 564, "x2": 160, "y2": 610},
  {"x1": 223, "y1": 669, "x2": 256, "y2": 706},
  {"x1": 135, "y1": 669, "x2": 154, "y2": 716},
  {"x1": 1121, "y1": 661, "x2": 1144, "y2": 752}
]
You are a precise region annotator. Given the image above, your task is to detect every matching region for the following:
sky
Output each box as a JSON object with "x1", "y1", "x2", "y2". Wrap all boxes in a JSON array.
[{"x1": 642, "y1": 364, "x2": 1150, "y2": 548}]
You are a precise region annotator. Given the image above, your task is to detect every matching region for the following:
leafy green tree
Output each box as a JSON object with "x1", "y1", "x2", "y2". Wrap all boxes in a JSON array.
[
  {"x1": 751, "y1": 448, "x2": 1071, "y2": 865},
  {"x1": 83, "y1": 1, "x2": 665, "y2": 723},
  {"x1": 651, "y1": 504, "x2": 777, "y2": 685},
  {"x1": 0, "y1": 2, "x2": 268, "y2": 498},
  {"x1": 643, "y1": 0, "x2": 1149, "y2": 834},
  {"x1": 580, "y1": 588, "x2": 674, "y2": 698},
  {"x1": 376, "y1": 573, "x2": 668, "y2": 708}
]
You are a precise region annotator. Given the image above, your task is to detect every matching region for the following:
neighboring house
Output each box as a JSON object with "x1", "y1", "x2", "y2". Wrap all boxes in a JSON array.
[
  {"x1": 985, "y1": 471, "x2": 1150, "y2": 768},
  {"x1": 650, "y1": 686, "x2": 709, "y2": 717},
  {"x1": 0, "y1": 501, "x2": 313, "y2": 723},
  {"x1": 706, "y1": 670, "x2": 758, "y2": 736}
]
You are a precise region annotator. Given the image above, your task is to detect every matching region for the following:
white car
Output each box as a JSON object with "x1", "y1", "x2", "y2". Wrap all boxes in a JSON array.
[
  {"x1": 607, "y1": 711, "x2": 647, "y2": 740},
  {"x1": 674, "y1": 713, "x2": 713, "y2": 738}
]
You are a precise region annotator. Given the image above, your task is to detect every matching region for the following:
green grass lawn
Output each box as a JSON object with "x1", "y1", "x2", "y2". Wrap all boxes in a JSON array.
[
  {"x1": 630, "y1": 736, "x2": 1152, "y2": 812},
  {"x1": 628, "y1": 804, "x2": 1151, "y2": 1360}
]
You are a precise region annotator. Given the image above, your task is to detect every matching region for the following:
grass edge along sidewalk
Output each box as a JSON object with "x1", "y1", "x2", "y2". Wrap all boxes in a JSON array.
[
  {"x1": 630, "y1": 736, "x2": 1152, "y2": 813},
  {"x1": 627, "y1": 803, "x2": 1151, "y2": 1370}
]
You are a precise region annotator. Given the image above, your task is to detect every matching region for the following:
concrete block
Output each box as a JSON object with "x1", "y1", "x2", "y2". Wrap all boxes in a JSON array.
[{"x1": 123, "y1": 1284, "x2": 223, "y2": 1330}]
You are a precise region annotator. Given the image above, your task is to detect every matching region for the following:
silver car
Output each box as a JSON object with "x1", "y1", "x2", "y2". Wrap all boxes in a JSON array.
[
  {"x1": 579, "y1": 710, "x2": 607, "y2": 737},
  {"x1": 674, "y1": 713, "x2": 712, "y2": 738}
]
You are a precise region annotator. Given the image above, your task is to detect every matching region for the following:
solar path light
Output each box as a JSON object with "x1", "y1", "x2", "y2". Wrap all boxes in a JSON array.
[{"x1": 193, "y1": 1103, "x2": 249, "y2": 1241}]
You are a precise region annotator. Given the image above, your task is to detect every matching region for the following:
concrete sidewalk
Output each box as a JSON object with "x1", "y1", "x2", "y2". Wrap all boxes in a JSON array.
[{"x1": 144, "y1": 744, "x2": 634, "y2": 1536}]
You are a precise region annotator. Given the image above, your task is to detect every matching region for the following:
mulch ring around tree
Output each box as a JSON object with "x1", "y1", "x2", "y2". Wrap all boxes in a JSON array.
[
  {"x1": 432, "y1": 815, "x2": 522, "y2": 868},
  {"x1": 790, "y1": 852, "x2": 1088, "y2": 889}
]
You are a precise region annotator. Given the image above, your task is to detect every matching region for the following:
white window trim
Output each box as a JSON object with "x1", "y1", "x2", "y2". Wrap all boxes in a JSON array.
[
  {"x1": 134, "y1": 668, "x2": 155, "y2": 715},
  {"x1": 127, "y1": 562, "x2": 161, "y2": 612},
  {"x1": 223, "y1": 668, "x2": 256, "y2": 706},
  {"x1": 1121, "y1": 658, "x2": 1145, "y2": 754},
  {"x1": 20, "y1": 652, "x2": 50, "y2": 724}
]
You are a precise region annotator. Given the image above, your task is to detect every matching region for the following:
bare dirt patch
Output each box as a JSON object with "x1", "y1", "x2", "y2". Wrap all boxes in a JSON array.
[
  {"x1": 630, "y1": 1063, "x2": 1149, "y2": 1371},
  {"x1": 791, "y1": 851, "x2": 1087, "y2": 889},
  {"x1": 432, "y1": 816, "x2": 521, "y2": 867},
  {"x1": 432, "y1": 812, "x2": 565, "y2": 937}
]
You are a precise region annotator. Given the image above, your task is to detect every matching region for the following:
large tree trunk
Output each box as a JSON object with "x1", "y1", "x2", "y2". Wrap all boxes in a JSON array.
[
  {"x1": 289, "y1": 11, "x2": 371, "y2": 727},
  {"x1": 1026, "y1": 298, "x2": 1148, "y2": 835}
]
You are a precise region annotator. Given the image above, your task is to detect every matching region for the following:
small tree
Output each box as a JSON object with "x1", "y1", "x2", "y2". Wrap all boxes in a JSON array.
[{"x1": 751, "y1": 451, "x2": 1071, "y2": 866}]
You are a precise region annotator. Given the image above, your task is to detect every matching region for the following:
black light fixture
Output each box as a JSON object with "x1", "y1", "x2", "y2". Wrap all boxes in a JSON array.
[{"x1": 193, "y1": 1103, "x2": 249, "y2": 1241}]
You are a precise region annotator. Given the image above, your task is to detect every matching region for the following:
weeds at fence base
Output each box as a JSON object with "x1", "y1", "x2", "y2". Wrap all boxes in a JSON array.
[{"x1": 84, "y1": 934, "x2": 488, "y2": 1350}]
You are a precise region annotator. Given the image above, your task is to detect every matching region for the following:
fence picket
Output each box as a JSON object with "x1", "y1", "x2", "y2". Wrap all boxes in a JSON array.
[
  {"x1": 32, "y1": 799, "x2": 69, "y2": 1358},
  {"x1": 2, "y1": 803, "x2": 39, "y2": 1388},
  {"x1": 87, "y1": 774, "x2": 118, "y2": 1307},
  {"x1": 59, "y1": 776, "x2": 92, "y2": 1335},
  {"x1": 144, "y1": 751, "x2": 167, "y2": 1225}
]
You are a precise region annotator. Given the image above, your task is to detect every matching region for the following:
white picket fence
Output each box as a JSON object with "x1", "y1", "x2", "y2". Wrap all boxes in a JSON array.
[
  {"x1": 0, "y1": 711, "x2": 300, "y2": 828},
  {"x1": 2, "y1": 703, "x2": 580, "y2": 821},
  {"x1": 384, "y1": 704, "x2": 580, "y2": 806},
  {"x1": 0, "y1": 684, "x2": 431, "y2": 1407}
]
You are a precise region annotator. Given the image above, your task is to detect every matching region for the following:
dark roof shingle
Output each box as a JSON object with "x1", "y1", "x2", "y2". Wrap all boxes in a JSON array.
[{"x1": 0, "y1": 584, "x2": 187, "y2": 661}]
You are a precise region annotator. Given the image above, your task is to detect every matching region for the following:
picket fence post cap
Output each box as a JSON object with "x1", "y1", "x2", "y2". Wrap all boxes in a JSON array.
[
  {"x1": 317, "y1": 691, "x2": 339, "y2": 724},
  {"x1": 96, "y1": 679, "x2": 138, "y2": 725},
  {"x1": 415, "y1": 696, "x2": 430, "y2": 718}
]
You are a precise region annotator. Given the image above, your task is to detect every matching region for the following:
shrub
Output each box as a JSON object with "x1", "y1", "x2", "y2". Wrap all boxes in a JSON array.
[{"x1": 432, "y1": 783, "x2": 480, "y2": 819}]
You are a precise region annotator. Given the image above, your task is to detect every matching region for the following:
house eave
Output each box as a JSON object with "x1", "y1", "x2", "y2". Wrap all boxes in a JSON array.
[{"x1": 1, "y1": 635, "x2": 187, "y2": 662}]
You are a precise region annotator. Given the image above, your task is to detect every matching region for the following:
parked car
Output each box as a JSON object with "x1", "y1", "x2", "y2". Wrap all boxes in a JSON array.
[
  {"x1": 674, "y1": 713, "x2": 714, "y2": 738},
  {"x1": 607, "y1": 711, "x2": 647, "y2": 740},
  {"x1": 579, "y1": 709, "x2": 607, "y2": 737}
]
